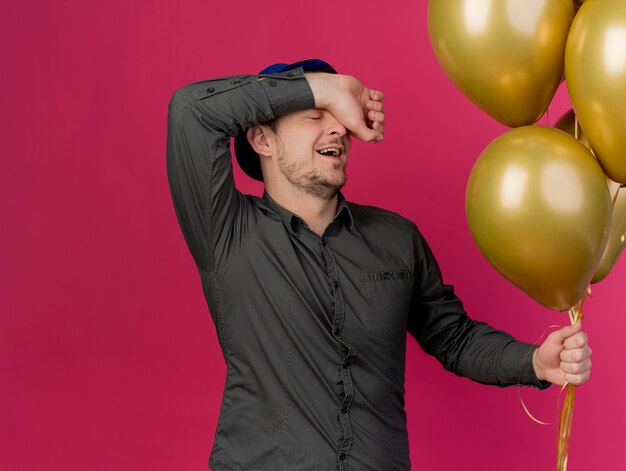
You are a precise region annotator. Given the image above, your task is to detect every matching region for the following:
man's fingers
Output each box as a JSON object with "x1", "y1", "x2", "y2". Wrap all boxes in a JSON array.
[
  {"x1": 565, "y1": 370, "x2": 591, "y2": 386},
  {"x1": 368, "y1": 110, "x2": 385, "y2": 123},
  {"x1": 560, "y1": 358, "x2": 592, "y2": 375},
  {"x1": 358, "y1": 104, "x2": 385, "y2": 142},
  {"x1": 350, "y1": 124, "x2": 382, "y2": 143},
  {"x1": 367, "y1": 99, "x2": 385, "y2": 113},
  {"x1": 535, "y1": 322, "x2": 592, "y2": 387},
  {"x1": 564, "y1": 331, "x2": 588, "y2": 350},
  {"x1": 369, "y1": 89, "x2": 384, "y2": 101},
  {"x1": 560, "y1": 345, "x2": 592, "y2": 363},
  {"x1": 548, "y1": 322, "x2": 582, "y2": 344}
]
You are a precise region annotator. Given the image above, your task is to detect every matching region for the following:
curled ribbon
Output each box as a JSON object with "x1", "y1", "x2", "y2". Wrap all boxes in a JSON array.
[
  {"x1": 557, "y1": 296, "x2": 585, "y2": 471},
  {"x1": 518, "y1": 292, "x2": 587, "y2": 471}
]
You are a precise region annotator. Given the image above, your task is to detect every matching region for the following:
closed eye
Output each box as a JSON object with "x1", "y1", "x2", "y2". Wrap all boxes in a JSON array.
[{"x1": 306, "y1": 110, "x2": 323, "y2": 120}]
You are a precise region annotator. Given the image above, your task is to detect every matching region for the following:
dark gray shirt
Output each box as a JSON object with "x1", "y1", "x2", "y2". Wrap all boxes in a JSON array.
[{"x1": 166, "y1": 68, "x2": 548, "y2": 471}]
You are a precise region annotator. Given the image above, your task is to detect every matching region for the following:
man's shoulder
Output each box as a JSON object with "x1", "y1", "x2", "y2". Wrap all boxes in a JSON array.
[{"x1": 169, "y1": 74, "x2": 251, "y2": 111}]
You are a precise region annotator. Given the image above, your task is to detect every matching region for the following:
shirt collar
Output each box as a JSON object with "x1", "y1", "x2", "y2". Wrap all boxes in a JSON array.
[{"x1": 262, "y1": 190, "x2": 354, "y2": 235}]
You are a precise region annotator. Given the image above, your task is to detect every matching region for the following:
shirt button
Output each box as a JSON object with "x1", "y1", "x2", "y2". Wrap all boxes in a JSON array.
[
  {"x1": 320, "y1": 239, "x2": 327, "y2": 247},
  {"x1": 287, "y1": 72, "x2": 294, "y2": 78},
  {"x1": 268, "y1": 79, "x2": 277, "y2": 87},
  {"x1": 206, "y1": 87, "x2": 215, "y2": 93},
  {"x1": 333, "y1": 281, "x2": 339, "y2": 288},
  {"x1": 341, "y1": 405, "x2": 349, "y2": 414},
  {"x1": 333, "y1": 328, "x2": 341, "y2": 337},
  {"x1": 339, "y1": 453, "x2": 347, "y2": 461},
  {"x1": 342, "y1": 360, "x2": 350, "y2": 368},
  {"x1": 231, "y1": 80, "x2": 241, "y2": 84}
]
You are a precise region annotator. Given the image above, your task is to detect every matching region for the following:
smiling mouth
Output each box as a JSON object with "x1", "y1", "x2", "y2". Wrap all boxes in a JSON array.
[{"x1": 316, "y1": 147, "x2": 342, "y2": 157}]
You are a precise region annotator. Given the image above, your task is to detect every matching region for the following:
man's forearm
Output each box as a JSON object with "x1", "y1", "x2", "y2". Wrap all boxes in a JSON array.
[{"x1": 304, "y1": 72, "x2": 384, "y2": 143}]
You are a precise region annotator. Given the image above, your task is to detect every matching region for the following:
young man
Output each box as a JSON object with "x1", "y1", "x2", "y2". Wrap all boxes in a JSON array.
[{"x1": 166, "y1": 59, "x2": 591, "y2": 470}]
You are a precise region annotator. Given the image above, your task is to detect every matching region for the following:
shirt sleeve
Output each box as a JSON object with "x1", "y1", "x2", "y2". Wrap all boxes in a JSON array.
[
  {"x1": 166, "y1": 69, "x2": 315, "y2": 272},
  {"x1": 407, "y1": 227, "x2": 551, "y2": 390}
]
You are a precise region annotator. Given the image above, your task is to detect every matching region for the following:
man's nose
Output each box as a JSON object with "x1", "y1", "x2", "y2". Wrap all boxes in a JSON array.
[{"x1": 325, "y1": 114, "x2": 347, "y2": 137}]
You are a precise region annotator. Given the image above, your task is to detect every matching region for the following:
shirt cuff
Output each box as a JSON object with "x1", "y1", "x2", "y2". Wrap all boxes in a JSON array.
[
  {"x1": 508, "y1": 342, "x2": 552, "y2": 390},
  {"x1": 259, "y1": 68, "x2": 316, "y2": 118}
]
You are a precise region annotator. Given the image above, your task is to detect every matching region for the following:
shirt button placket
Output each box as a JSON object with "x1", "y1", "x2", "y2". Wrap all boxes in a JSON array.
[{"x1": 320, "y1": 237, "x2": 356, "y2": 469}]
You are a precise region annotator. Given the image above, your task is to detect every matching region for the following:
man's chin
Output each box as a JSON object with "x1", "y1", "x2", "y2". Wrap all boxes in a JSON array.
[
  {"x1": 320, "y1": 176, "x2": 346, "y2": 199},
  {"x1": 304, "y1": 177, "x2": 345, "y2": 200},
  {"x1": 284, "y1": 167, "x2": 347, "y2": 199}
]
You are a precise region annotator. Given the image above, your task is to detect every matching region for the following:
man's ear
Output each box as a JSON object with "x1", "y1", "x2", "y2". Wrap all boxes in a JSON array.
[{"x1": 247, "y1": 125, "x2": 272, "y2": 157}]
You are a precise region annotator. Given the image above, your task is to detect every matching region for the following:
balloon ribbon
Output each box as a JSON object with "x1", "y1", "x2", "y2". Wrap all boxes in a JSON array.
[{"x1": 557, "y1": 296, "x2": 585, "y2": 471}]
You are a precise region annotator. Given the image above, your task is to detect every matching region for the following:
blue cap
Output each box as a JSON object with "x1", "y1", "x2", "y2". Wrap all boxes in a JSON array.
[{"x1": 234, "y1": 59, "x2": 337, "y2": 181}]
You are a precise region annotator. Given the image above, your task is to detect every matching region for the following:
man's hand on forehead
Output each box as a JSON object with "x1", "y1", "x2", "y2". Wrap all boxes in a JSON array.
[{"x1": 305, "y1": 73, "x2": 385, "y2": 143}]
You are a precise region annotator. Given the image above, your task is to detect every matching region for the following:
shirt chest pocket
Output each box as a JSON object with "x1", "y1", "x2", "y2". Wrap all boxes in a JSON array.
[{"x1": 360, "y1": 270, "x2": 413, "y2": 340}]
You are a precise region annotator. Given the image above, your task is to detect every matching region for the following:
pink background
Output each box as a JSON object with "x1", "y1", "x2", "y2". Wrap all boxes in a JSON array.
[{"x1": 1, "y1": 0, "x2": 623, "y2": 469}]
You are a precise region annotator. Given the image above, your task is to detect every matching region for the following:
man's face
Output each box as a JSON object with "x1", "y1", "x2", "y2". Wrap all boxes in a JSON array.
[{"x1": 270, "y1": 109, "x2": 351, "y2": 199}]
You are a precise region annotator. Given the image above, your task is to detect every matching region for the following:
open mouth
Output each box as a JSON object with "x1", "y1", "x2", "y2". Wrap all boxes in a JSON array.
[{"x1": 316, "y1": 147, "x2": 342, "y2": 157}]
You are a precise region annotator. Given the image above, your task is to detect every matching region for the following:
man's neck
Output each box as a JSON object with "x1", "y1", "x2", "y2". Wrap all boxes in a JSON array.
[{"x1": 265, "y1": 185, "x2": 339, "y2": 237}]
